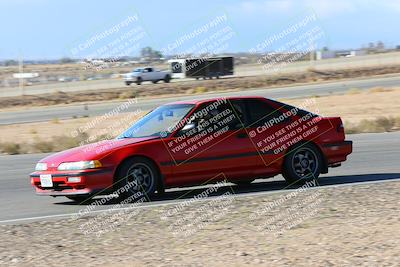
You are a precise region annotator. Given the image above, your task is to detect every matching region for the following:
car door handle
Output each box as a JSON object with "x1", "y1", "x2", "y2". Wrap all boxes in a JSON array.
[{"x1": 236, "y1": 132, "x2": 247, "y2": 139}]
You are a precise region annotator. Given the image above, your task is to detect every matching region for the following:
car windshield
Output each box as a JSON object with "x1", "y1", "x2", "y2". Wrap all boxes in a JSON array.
[
  {"x1": 118, "y1": 104, "x2": 195, "y2": 138},
  {"x1": 133, "y1": 68, "x2": 143, "y2": 72}
]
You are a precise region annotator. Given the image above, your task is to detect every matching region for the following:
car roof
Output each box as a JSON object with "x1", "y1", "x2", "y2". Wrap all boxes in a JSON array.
[{"x1": 165, "y1": 96, "x2": 267, "y2": 105}]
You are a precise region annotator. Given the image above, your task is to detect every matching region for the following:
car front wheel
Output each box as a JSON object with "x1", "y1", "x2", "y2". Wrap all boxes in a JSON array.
[
  {"x1": 282, "y1": 143, "x2": 322, "y2": 184},
  {"x1": 116, "y1": 157, "x2": 158, "y2": 201}
]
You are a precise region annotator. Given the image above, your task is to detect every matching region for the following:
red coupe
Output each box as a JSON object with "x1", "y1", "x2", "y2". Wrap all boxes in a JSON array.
[{"x1": 30, "y1": 96, "x2": 352, "y2": 202}]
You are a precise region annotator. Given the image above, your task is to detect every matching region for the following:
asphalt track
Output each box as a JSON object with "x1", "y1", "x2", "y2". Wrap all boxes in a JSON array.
[
  {"x1": 1, "y1": 75, "x2": 400, "y2": 125},
  {"x1": 0, "y1": 132, "x2": 399, "y2": 225}
]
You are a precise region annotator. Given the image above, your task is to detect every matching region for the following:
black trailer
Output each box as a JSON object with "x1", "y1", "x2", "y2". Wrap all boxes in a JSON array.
[{"x1": 169, "y1": 56, "x2": 234, "y2": 79}]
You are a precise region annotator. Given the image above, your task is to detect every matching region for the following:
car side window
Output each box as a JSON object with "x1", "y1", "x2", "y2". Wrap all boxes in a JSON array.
[
  {"x1": 217, "y1": 102, "x2": 244, "y2": 130},
  {"x1": 184, "y1": 100, "x2": 244, "y2": 134},
  {"x1": 228, "y1": 100, "x2": 246, "y2": 128},
  {"x1": 245, "y1": 99, "x2": 288, "y2": 127}
]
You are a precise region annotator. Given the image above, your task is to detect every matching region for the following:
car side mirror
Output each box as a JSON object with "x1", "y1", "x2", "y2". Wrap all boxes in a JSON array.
[
  {"x1": 181, "y1": 123, "x2": 196, "y2": 132},
  {"x1": 176, "y1": 123, "x2": 196, "y2": 136}
]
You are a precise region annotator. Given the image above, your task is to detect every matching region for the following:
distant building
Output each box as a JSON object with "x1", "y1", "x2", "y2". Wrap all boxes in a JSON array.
[
  {"x1": 316, "y1": 49, "x2": 367, "y2": 60},
  {"x1": 350, "y1": 50, "x2": 367, "y2": 56},
  {"x1": 316, "y1": 50, "x2": 336, "y2": 60}
]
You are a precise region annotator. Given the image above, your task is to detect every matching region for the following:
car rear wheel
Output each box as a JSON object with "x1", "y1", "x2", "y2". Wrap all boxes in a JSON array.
[
  {"x1": 116, "y1": 157, "x2": 158, "y2": 201},
  {"x1": 164, "y1": 75, "x2": 171, "y2": 83},
  {"x1": 282, "y1": 143, "x2": 322, "y2": 184},
  {"x1": 125, "y1": 81, "x2": 131, "y2": 86},
  {"x1": 136, "y1": 77, "x2": 142, "y2": 85}
]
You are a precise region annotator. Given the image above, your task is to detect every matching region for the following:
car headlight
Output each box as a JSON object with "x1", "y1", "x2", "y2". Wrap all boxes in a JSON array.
[
  {"x1": 58, "y1": 160, "x2": 102, "y2": 171},
  {"x1": 35, "y1": 162, "x2": 48, "y2": 171}
]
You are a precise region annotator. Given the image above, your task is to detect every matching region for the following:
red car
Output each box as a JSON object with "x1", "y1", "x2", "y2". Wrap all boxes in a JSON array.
[{"x1": 30, "y1": 96, "x2": 352, "y2": 202}]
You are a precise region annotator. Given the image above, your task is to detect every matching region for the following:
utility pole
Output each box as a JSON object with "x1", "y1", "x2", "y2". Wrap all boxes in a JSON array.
[
  {"x1": 309, "y1": 42, "x2": 315, "y2": 68},
  {"x1": 19, "y1": 54, "x2": 24, "y2": 95}
]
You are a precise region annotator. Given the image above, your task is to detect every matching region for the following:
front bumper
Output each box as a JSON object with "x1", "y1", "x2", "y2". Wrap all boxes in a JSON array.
[
  {"x1": 30, "y1": 168, "x2": 113, "y2": 196},
  {"x1": 124, "y1": 76, "x2": 138, "y2": 82},
  {"x1": 321, "y1": 140, "x2": 353, "y2": 165}
]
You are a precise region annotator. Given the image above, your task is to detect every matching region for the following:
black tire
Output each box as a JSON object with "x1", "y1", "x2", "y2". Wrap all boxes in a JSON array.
[
  {"x1": 232, "y1": 179, "x2": 255, "y2": 186},
  {"x1": 66, "y1": 195, "x2": 92, "y2": 203},
  {"x1": 136, "y1": 77, "x2": 142, "y2": 85},
  {"x1": 282, "y1": 143, "x2": 322, "y2": 184},
  {"x1": 125, "y1": 81, "x2": 131, "y2": 86},
  {"x1": 152, "y1": 80, "x2": 158, "y2": 84},
  {"x1": 164, "y1": 75, "x2": 171, "y2": 83},
  {"x1": 115, "y1": 157, "x2": 158, "y2": 201}
]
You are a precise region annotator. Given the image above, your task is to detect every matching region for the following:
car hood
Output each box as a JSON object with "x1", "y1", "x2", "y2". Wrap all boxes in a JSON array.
[{"x1": 38, "y1": 137, "x2": 158, "y2": 169}]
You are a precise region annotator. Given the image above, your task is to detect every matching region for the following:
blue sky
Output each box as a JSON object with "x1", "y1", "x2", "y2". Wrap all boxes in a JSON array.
[{"x1": 1, "y1": 0, "x2": 400, "y2": 59}]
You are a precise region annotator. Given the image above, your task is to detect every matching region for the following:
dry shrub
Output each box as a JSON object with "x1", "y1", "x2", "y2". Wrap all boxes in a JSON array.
[
  {"x1": 32, "y1": 141, "x2": 54, "y2": 153},
  {"x1": 345, "y1": 116, "x2": 397, "y2": 134},
  {"x1": 368, "y1": 87, "x2": 392, "y2": 93},
  {"x1": 0, "y1": 143, "x2": 24, "y2": 154},
  {"x1": 194, "y1": 87, "x2": 207, "y2": 94},
  {"x1": 51, "y1": 132, "x2": 89, "y2": 151},
  {"x1": 119, "y1": 91, "x2": 137, "y2": 99},
  {"x1": 346, "y1": 88, "x2": 361, "y2": 95}
]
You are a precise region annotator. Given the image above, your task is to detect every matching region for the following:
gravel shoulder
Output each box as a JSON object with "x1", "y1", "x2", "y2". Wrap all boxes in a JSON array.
[{"x1": 1, "y1": 180, "x2": 399, "y2": 266}]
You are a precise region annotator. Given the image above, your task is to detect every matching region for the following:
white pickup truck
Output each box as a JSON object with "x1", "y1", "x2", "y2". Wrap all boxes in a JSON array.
[{"x1": 124, "y1": 67, "x2": 171, "y2": 85}]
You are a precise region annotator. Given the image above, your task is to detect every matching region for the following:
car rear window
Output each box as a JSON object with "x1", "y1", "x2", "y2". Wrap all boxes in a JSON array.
[{"x1": 244, "y1": 99, "x2": 286, "y2": 126}]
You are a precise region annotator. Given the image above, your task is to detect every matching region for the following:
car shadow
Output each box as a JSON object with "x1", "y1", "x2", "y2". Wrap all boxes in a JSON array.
[
  {"x1": 153, "y1": 172, "x2": 400, "y2": 202},
  {"x1": 56, "y1": 172, "x2": 400, "y2": 206}
]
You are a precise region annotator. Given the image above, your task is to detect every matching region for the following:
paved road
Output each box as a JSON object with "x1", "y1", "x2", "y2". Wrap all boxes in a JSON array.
[
  {"x1": 1, "y1": 75, "x2": 400, "y2": 125},
  {"x1": 0, "y1": 132, "x2": 399, "y2": 224}
]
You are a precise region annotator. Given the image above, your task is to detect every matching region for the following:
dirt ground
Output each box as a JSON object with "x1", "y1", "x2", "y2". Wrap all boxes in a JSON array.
[
  {"x1": 0, "y1": 112, "x2": 145, "y2": 144},
  {"x1": 287, "y1": 87, "x2": 400, "y2": 123},
  {"x1": 0, "y1": 87, "x2": 398, "y2": 145},
  {"x1": 0, "y1": 180, "x2": 399, "y2": 266}
]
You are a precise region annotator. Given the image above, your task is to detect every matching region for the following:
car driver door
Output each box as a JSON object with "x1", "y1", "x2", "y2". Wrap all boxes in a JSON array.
[{"x1": 166, "y1": 99, "x2": 265, "y2": 186}]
